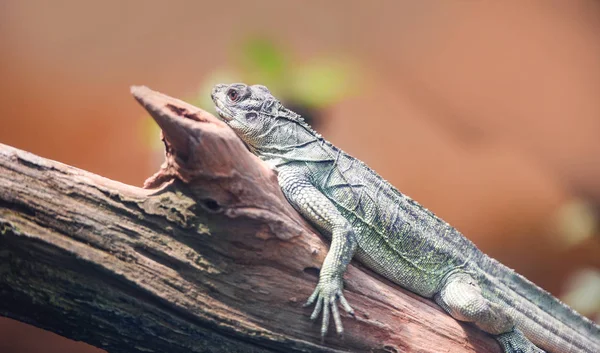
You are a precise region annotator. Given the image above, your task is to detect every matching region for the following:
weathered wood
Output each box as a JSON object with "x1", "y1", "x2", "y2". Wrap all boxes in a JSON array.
[{"x1": 0, "y1": 86, "x2": 500, "y2": 352}]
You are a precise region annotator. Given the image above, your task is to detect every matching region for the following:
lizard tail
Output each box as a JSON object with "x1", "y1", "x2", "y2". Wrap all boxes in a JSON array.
[{"x1": 477, "y1": 256, "x2": 600, "y2": 353}]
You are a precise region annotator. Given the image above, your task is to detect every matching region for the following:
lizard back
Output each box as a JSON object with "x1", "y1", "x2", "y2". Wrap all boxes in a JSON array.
[{"x1": 269, "y1": 128, "x2": 481, "y2": 297}]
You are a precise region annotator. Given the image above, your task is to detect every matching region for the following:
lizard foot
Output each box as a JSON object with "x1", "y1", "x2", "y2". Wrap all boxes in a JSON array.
[
  {"x1": 496, "y1": 329, "x2": 545, "y2": 353},
  {"x1": 303, "y1": 276, "x2": 354, "y2": 337}
]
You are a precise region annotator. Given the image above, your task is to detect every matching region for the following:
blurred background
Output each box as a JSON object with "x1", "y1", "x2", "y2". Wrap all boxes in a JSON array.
[{"x1": 1, "y1": 1, "x2": 599, "y2": 352}]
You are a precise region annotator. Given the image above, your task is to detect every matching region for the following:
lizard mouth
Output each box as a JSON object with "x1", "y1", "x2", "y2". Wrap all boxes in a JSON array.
[{"x1": 213, "y1": 102, "x2": 233, "y2": 122}]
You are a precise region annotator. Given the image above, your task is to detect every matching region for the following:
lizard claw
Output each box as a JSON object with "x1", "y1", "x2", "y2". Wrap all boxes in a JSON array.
[{"x1": 304, "y1": 277, "x2": 354, "y2": 337}]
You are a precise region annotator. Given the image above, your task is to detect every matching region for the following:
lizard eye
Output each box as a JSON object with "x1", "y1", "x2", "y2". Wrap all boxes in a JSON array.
[{"x1": 227, "y1": 88, "x2": 240, "y2": 102}]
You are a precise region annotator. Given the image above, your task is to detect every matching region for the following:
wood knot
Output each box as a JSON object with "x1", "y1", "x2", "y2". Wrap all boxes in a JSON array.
[{"x1": 199, "y1": 198, "x2": 222, "y2": 213}]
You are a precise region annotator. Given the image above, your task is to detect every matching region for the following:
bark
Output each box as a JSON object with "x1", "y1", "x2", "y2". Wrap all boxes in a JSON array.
[{"x1": 0, "y1": 86, "x2": 500, "y2": 353}]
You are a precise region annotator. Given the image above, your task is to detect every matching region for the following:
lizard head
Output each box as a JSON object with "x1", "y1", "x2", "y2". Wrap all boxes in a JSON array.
[{"x1": 211, "y1": 83, "x2": 304, "y2": 152}]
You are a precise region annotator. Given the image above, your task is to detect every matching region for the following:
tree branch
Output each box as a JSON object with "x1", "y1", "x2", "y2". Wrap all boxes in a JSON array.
[{"x1": 0, "y1": 87, "x2": 500, "y2": 352}]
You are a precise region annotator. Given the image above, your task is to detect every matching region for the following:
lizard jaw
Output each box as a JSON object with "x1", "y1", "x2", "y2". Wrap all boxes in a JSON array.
[{"x1": 214, "y1": 104, "x2": 233, "y2": 122}]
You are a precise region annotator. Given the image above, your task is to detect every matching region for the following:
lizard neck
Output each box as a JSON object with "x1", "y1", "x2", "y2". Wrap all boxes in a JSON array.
[{"x1": 254, "y1": 120, "x2": 331, "y2": 167}]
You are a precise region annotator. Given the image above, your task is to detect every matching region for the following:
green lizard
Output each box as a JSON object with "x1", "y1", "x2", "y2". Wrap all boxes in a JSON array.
[{"x1": 210, "y1": 83, "x2": 600, "y2": 353}]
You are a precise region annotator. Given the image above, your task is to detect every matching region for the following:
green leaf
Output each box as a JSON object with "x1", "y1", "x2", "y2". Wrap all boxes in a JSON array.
[
  {"x1": 237, "y1": 37, "x2": 288, "y2": 91},
  {"x1": 290, "y1": 59, "x2": 356, "y2": 108}
]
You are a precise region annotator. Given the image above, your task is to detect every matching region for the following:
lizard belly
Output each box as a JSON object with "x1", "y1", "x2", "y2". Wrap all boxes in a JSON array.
[{"x1": 345, "y1": 211, "x2": 459, "y2": 298}]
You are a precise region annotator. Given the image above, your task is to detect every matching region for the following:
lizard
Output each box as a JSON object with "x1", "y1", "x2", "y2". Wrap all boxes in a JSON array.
[{"x1": 210, "y1": 82, "x2": 600, "y2": 353}]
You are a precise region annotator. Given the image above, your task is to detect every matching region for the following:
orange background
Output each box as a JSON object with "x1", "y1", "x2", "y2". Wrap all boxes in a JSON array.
[{"x1": 1, "y1": 1, "x2": 599, "y2": 352}]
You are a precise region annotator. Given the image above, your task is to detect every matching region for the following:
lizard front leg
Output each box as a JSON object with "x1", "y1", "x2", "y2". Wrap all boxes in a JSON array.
[{"x1": 278, "y1": 167, "x2": 357, "y2": 337}]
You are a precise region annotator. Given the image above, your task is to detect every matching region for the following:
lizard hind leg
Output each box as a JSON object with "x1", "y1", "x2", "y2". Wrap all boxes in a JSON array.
[{"x1": 434, "y1": 272, "x2": 545, "y2": 353}]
